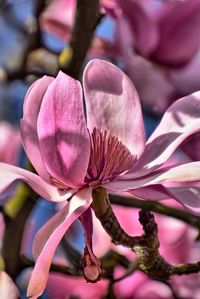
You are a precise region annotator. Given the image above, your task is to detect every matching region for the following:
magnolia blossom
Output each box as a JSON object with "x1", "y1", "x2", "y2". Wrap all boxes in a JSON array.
[{"x1": 0, "y1": 59, "x2": 200, "y2": 298}]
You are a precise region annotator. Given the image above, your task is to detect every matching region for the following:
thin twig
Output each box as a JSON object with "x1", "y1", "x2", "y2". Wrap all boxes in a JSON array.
[
  {"x1": 21, "y1": 255, "x2": 82, "y2": 277},
  {"x1": 59, "y1": 0, "x2": 100, "y2": 79},
  {"x1": 109, "y1": 194, "x2": 200, "y2": 230}
]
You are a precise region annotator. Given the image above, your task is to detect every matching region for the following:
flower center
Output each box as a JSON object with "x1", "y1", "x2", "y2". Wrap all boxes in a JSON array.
[{"x1": 85, "y1": 128, "x2": 133, "y2": 186}]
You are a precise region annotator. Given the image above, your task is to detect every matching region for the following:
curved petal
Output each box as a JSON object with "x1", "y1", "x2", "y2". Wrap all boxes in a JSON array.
[
  {"x1": 21, "y1": 76, "x2": 54, "y2": 181},
  {"x1": 105, "y1": 162, "x2": 200, "y2": 214},
  {"x1": 126, "y1": 185, "x2": 172, "y2": 201},
  {"x1": 0, "y1": 163, "x2": 73, "y2": 202},
  {"x1": 163, "y1": 183, "x2": 200, "y2": 215},
  {"x1": 83, "y1": 59, "x2": 146, "y2": 158},
  {"x1": 106, "y1": 162, "x2": 200, "y2": 192},
  {"x1": 129, "y1": 183, "x2": 200, "y2": 215},
  {"x1": 126, "y1": 91, "x2": 200, "y2": 179},
  {"x1": 37, "y1": 71, "x2": 90, "y2": 189},
  {"x1": 27, "y1": 188, "x2": 92, "y2": 299},
  {"x1": 114, "y1": 184, "x2": 200, "y2": 215},
  {"x1": 152, "y1": 162, "x2": 200, "y2": 183}
]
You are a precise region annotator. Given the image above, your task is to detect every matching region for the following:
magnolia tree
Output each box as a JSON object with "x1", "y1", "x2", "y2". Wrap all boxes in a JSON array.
[{"x1": 0, "y1": 1, "x2": 200, "y2": 299}]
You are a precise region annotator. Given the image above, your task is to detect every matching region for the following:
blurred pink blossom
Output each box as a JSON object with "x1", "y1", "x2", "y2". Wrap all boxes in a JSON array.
[
  {"x1": 0, "y1": 121, "x2": 20, "y2": 165},
  {"x1": 46, "y1": 273, "x2": 109, "y2": 299},
  {"x1": 116, "y1": 0, "x2": 200, "y2": 66},
  {"x1": 40, "y1": 0, "x2": 76, "y2": 41},
  {"x1": 114, "y1": 0, "x2": 200, "y2": 113}
]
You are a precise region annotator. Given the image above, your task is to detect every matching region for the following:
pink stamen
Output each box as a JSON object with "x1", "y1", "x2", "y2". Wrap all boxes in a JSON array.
[{"x1": 86, "y1": 128, "x2": 133, "y2": 185}]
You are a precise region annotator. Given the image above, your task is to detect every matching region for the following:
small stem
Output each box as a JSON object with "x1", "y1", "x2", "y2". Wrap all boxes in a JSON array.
[
  {"x1": 59, "y1": 0, "x2": 100, "y2": 79},
  {"x1": 21, "y1": 255, "x2": 82, "y2": 277},
  {"x1": 164, "y1": 281, "x2": 182, "y2": 299},
  {"x1": 101, "y1": 250, "x2": 130, "y2": 273},
  {"x1": 103, "y1": 281, "x2": 116, "y2": 299}
]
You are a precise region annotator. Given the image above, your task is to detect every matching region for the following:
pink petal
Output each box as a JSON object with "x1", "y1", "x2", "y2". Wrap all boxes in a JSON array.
[
  {"x1": 0, "y1": 162, "x2": 73, "y2": 202},
  {"x1": 127, "y1": 184, "x2": 171, "y2": 201},
  {"x1": 83, "y1": 59, "x2": 146, "y2": 158},
  {"x1": 153, "y1": 0, "x2": 200, "y2": 66},
  {"x1": 105, "y1": 162, "x2": 200, "y2": 214},
  {"x1": 163, "y1": 183, "x2": 200, "y2": 215},
  {"x1": 104, "y1": 172, "x2": 160, "y2": 192},
  {"x1": 129, "y1": 182, "x2": 200, "y2": 216},
  {"x1": 153, "y1": 162, "x2": 200, "y2": 183},
  {"x1": 126, "y1": 90, "x2": 200, "y2": 178},
  {"x1": 37, "y1": 71, "x2": 90, "y2": 189},
  {"x1": 106, "y1": 162, "x2": 200, "y2": 192},
  {"x1": 21, "y1": 76, "x2": 54, "y2": 181},
  {"x1": 27, "y1": 188, "x2": 92, "y2": 299},
  {"x1": 0, "y1": 271, "x2": 20, "y2": 299},
  {"x1": 116, "y1": 0, "x2": 158, "y2": 56}
]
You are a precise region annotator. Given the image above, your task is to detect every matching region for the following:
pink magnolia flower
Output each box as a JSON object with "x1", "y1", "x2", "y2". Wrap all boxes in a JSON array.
[
  {"x1": 0, "y1": 271, "x2": 20, "y2": 299},
  {"x1": 114, "y1": 0, "x2": 200, "y2": 113},
  {"x1": 0, "y1": 59, "x2": 200, "y2": 298}
]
